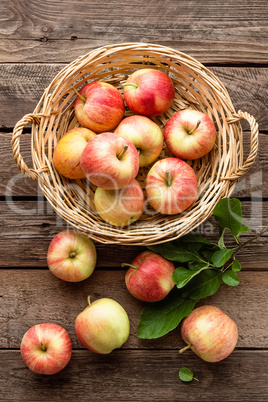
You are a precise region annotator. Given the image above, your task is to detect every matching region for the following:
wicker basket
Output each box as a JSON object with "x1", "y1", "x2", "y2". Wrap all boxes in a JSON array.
[{"x1": 11, "y1": 43, "x2": 259, "y2": 245}]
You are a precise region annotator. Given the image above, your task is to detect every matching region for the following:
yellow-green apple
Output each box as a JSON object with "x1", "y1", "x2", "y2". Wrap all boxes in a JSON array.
[
  {"x1": 74, "y1": 82, "x2": 125, "y2": 133},
  {"x1": 75, "y1": 297, "x2": 130, "y2": 354},
  {"x1": 123, "y1": 251, "x2": 175, "y2": 302},
  {"x1": 94, "y1": 179, "x2": 145, "y2": 227},
  {"x1": 20, "y1": 323, "x2": 72, "y2": 375},
  {"x1": 114, "y1": 115, "x2": 164, "y2": 167},
  {"x1": 123, "y1": 68, "x2": 175, "y2": 117},
  {"x1": 47, "y1": 230, "x2": 97, "y2": 282},
  {"x1": 145, "y1": 157, "x2": 198, "y2": 215},
  {"x1": 80, "y1": 132, "x2": 139, "y2": 190},
  {"x1": 164, "y1": 109, "x2": 217, "y2": 160},
  {"x1": 53, "y1": 127, "x2": 96, "y2": 179},
  {"x1": 179, "y1": 305, "x2": 238, "y2": 362}
]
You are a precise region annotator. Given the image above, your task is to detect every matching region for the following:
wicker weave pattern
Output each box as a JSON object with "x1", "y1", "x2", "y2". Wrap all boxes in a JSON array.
[{"x1": 11, "y1": 43, "x2": 259, "y2": 245}]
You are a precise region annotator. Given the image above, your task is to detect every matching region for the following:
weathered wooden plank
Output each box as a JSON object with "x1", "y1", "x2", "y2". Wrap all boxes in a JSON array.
[
  {"x1": 0, "y1": 0, "x2": 267, "y2": 64},
  {"x1": 0, "y1": 270, "x2": 267, "y2": 350},
  {"x1": 1, "y1": 64, "x2": 267, "y2": 129},
  {"x1": 0, "y1": 349, "x2": 267, "y2": 401},
  {"x1": 0, "y1": 199, "x2": 267, "y2": 268}
]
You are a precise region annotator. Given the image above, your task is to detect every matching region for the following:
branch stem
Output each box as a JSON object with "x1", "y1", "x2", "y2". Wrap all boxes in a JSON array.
[{"x1": 233, "y1": 227, "x2": 267, "y2": 257}]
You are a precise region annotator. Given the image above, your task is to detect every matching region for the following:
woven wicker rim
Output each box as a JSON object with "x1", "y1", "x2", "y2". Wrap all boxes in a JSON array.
[{"x1": 11, "y1": 43, "x2": 259, "y2": 245}]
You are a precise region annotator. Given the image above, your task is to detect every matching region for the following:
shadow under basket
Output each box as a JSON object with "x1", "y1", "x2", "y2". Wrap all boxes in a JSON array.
[{"x1": 11, "y1": 43, "x2": 259, "y2": 245}]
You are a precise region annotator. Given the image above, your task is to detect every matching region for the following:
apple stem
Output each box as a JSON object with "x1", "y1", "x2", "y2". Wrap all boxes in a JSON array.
[
  {"x1": 165, "y1": 171, "x2": 172, "y2": 187},
  {"x1": 72, "y1": 86, "x2": 86, "y2": 103},
  {"x1": 122, "y1": 82, "x2": 138, "y2": 89},
  {"x1": 179, "y1": 344, "x2": 192, "y2": 354},
  {"x1": 117, "y1": 145, "x2": 128, "y2": 160},
  {"x1": 87, "y1": 296, "x2": 91, "y2": 307},
  {"x1": 40, "y1": 342, "x2": 47, "y2": 352},
  {"x1": 121, "y1": 263, "x2": 138, "y2": 270},
  {"x1": 69, "y1": 251, "x2": 76, "y2": 258},
  {"x1": 188, "y1": 120, "x2": 201, "y2": 135}
]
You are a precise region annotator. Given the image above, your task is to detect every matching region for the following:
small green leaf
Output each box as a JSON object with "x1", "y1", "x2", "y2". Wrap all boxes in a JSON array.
[
  {"x1": 218, "y1": 228, "x2": 225, "y2": 249},
  {"x1": 179, "y1": 367, "x2": 199, "y2": 382},
  {"x1": 173, "y1": 263, "x2": 209, "y2": 288},
  {"x1": 211, "y1": 248, "x2": 233, "y2": 267},
  {"x1": 223, "y1": 270, "x2": 240, "y2": 286},
  {"x1": 182, "y1": 270, "x2": 222, "y2": 300},
  {"x1": 201, "y1": 246, "x2": 220, "y2": 263},
  {"x1": 232, "y1": 260, "x2": 241, "y2": 272},
  {"x1": 138, "y1": 290, "x2": 196, "y2": 339},
  {"x1": 148, "y1": 243, "x2": 204, "y2": 263},
  {"x1": 179, "y1": 233, "x2": 212, "y2": 245}
]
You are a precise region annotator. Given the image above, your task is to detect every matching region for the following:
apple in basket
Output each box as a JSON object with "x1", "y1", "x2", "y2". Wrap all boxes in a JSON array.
[
  {"x1": 47, "y1": 230, "x2": 97, "y2": 282},
  {"x1": 123, "y1": 68, "x2": 175, "y2": 117},
  {"x1": 53, "y1": 127, "x2": 96, "y2": 179},
  {"x1": 20, "y1": 323, "x2": 72, "y2": 375},
  {"x1": 123, "y1": 251, "x2": 175, "y2": 302},
  {"x1": 80, "y1": 132, "x2": 139, "y2": 190},
  {"x1": 73, "y1": 82, "x2": 125, "y2": 133},
  {"x1": 114, "y1": 115, "x2": 164, "y2": 167},
  {"x1": 75, "y1": 297, "x2": 130, "y2": 354},
  {"x1": 145, "y1": 157, "x2": 198, "y2": 215},
  {"x1": 179, "y1": 306, "x2": 238, "y2": 362},
  {"x1": 164, "y1": 109, "x2": 217, "y2": 160},
  {"x1": 94, "y1": 179, "x2": 145, "y2": 227}
]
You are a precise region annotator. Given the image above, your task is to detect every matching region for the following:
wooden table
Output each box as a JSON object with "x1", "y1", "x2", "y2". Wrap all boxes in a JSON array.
[{"x1": 1, "y1": 1, "x2": 267, "y2": 400}]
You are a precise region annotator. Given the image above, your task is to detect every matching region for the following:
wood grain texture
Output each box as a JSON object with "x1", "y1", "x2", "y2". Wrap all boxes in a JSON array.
[
  {"x1": 0, "y1": 200, "x2": 267, "y2": 268},
  {"x1": 1, "y1": 64, "x2": 267, "y2": 129},
  {"x1": 0, "y1": 350, "x2": 268, "y2": 401},
  {"x1": 1, "y1": 270, "x2": 268, "y2": 349},
  {"x1": 0, "y1": 0, "x2": 267, "y2": 64}
]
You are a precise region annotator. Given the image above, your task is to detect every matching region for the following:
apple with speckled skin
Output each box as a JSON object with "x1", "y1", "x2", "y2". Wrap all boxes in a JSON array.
[
  {"x1": 180, "y1": 305, "x2": 238, "y2": 362},
  {"x1": 94, "y1": 179, "x2": 145, "y2": 227},
  {"x1": 47, "y1": 230, "x2": 97, "y2": 282},
  {"x1": 123, "y1": 251, "x2": 175, "y2": 302},
  {"x1": 114, "y1": 115, "x2": 164, "y2": 167},
  {"x1": 75, "y1": 297, "x2": 130, "y2": 354},
  {"x1": 53, "y1": 127, "x2": 96, "y2": 179},
  {"x1": 164, "y1": 109, "x2": 217, "y2": 160},
  {"x1": 123, "y1": 69, "x2": 175, "y2": 117},
  {"x1": 80, "y1": 132, "x2": 139, "y2": 190},
  {"x1": 145, "y1": 157, "x2": 198, "y2": 215},
  {"x1": 20, "y1": 323, "x2": 72, "y2": 375},
  {"x1": 74, "y1": 82, "x2": 125, "y2": 133}
]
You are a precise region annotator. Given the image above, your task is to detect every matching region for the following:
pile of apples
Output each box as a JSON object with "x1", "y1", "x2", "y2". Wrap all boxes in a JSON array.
[{"x1": 53, "y1": 68, "x2": 217, "y2": 226}]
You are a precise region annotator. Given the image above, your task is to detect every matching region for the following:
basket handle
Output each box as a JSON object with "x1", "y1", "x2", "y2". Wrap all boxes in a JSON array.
[
  {"x1": 224, "y1": 110, "x2": 259, "y2": 181},
  {"x1": 11, "y1": 113, "x2": 49, "y2": 182}
]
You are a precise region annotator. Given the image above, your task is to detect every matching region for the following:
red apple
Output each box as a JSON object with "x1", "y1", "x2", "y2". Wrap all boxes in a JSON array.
[
  {"x1": 94, "y1": 179, "x2": 145, "y2": 227},
  {"x1": 47, "y1": 230, "x2": 97, "y2": 282},
  {"x1": 180, "y1": 305, "x2": 238, "y2": 362},
  {"x1": 164, "y1": 109, "x2": 217, "y2": 160},
  {"x1": 145, "y1": 157, "x2": 198, "y2": 215},
  {"x1": 53, "y1": 127, "x2": 96, "y2": 179},
  {"x1": 75, "y1": 297, "x2": 130, "y2": 354},
  {"x1": 123, "y1": 68, "x2": 175, "y2": 117},
  {"x1": 20, "y1": 323, "x2": 72, "y2": 375},
  {"x1": 123, "y1": 251, "x2": 175, "y2": 302},
  {"x1": 114, "y1": 115, "x2": 164, "y2": 167},
  {"x1": 74, "y1": 82, "x2": 125, "y2": 133},
  {"x1": 80, "y1": 132, "x2": 139, "y2": 190}
]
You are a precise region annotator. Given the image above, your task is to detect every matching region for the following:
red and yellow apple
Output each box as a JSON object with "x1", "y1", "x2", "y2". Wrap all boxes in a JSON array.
[
  {"x1": 80, "y1": 132, "x2": 139, "y2": 190},
  {"x1": 47, "y1": 230, "x2": 97, "y2": 282},
  {"x1": 180, "y1": 305, "x2": 238, "y2": 362},
  {"x1": 94, "y1": 179, "x2": 145, "y2": 227},
  {"x1": 20, "y1": 323, "x2": 72, "y2": 375},
  {"x1": 53, "y1": 127, "x2": 96, "y2": 179},
  {"x1": 74, "y1": 82, "x2": 125, "y2": 133},
  {"x1": 145, "y1": 157, "x2": 198, "y2": 215},
  {"x1": 75, "y1": 297, "x2": 130, "y2": 354},
  {"x1": 123, "y1": 68, "x2": 175, "y2": 117},
  {"x1": 114, "y1": 115, "x2": 164, "y2": 167},
  {"x1": 123, "y1": 251, "x2": 175, "y2": 302},
  {"x1": 164, "y1": 109, "x2": 217, "y2": 160}
]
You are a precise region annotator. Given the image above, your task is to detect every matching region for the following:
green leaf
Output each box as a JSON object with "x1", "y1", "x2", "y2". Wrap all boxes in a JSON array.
[
  {"x1": 179, "y1": 367, "x2": 199, "y2": 382},
  {"x1": 201, "y1": 246, "x2": 220, "y2": 263},
  {"x1": 148, "y1": 243, "x2": 204, "y2": 263},
  {"x1": 218, "y1": 228, "x2": 225, "y2": 249},
  {"x1": 223, "y1": 270, "x2": 240, "y2": 286},
  {"x1": 138, "y1": 290, "x2": 196, "y2": 339},
  {"x1": 173, "y1": 263, "x2": 209, "y2": 288},
  {"x1": 211, "y1": 248, "x2": 233, "y2": 267},
  {"x1": 232, "y1": 259, "x2": 241, "y2": 272},
  {"x1": 179, "y1": 233, "x2": 212, "y2": 245},
  {"x1": 182, "y1": 270, "x2": 222, "y2": 301}
]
